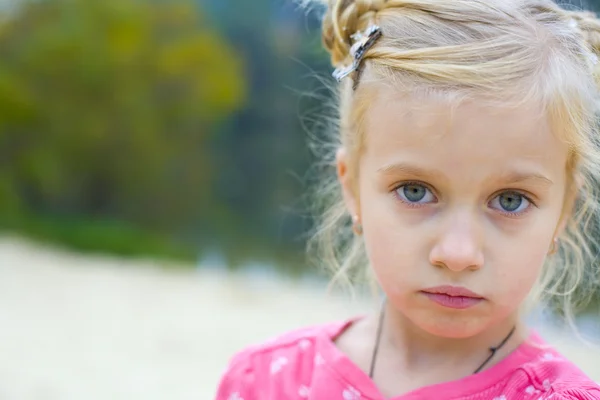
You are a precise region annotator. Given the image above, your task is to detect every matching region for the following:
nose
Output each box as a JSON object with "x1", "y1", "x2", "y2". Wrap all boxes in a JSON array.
[{"x1": 429, "y1": 209, "x2": 484, "y2": 272}]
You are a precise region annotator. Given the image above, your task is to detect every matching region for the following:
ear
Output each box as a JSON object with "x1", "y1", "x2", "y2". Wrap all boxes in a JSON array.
[{"x1": 336, "y1": 147, "x2": 360, "y2": 220}]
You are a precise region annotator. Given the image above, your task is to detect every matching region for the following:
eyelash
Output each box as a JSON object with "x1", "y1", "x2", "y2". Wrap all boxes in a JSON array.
[
  {"x1": 390, "y1": 182, "x2": 537, "y2": 216},
  {"x1": 391, "y1": 181, "x2": 437, "y2": 209},
  {"x1": 491, "y1": 190, "x2": 536, "y2": 218}
]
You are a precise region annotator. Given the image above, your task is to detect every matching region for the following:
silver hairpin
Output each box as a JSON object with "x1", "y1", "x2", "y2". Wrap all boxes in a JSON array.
[{"x1": 332, "y1": 24, "x2": 383, "y2": 82}]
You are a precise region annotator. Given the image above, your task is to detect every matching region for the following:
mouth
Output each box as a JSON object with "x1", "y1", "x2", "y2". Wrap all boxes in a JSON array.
[{"x1": 420, "y1": 285, "x2": 484, "y2": 310}]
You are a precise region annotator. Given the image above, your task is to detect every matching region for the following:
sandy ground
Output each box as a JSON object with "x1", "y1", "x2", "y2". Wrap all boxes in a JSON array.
[{"x1": 0, "y1": 236, "x2": 598, "y2": 400}]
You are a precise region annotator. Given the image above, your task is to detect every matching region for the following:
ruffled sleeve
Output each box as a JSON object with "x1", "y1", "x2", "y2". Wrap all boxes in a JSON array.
[{"x1": 214, "y1": 350, "x2": 256, "y2": 400}]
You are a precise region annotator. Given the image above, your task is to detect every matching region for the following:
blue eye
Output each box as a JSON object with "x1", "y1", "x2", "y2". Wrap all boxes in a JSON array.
[
  {"x1": 490, "y1": 192, "x2": 530, "y2": 214},
  {"x1": 396, "y1": 183, "x2": 436, "y2": 204}
]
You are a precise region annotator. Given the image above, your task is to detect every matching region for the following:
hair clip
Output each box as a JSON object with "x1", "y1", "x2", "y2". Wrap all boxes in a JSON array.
[{"x1": 332, "y1": 24, "x2": 383, "y2": 82}]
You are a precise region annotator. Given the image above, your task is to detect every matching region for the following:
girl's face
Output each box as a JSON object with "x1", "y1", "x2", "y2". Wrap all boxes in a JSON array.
[{"x1": 338, "y1": 89, "x2": 572, "y2": 338}]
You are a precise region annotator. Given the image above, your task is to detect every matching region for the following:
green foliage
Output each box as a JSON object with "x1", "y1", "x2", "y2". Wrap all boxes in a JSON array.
[
  {"x1": 0, "y1": 0, "x2": 245, "y2": 257},
  {"x1": 0, "y1": 210, "x2": 197, "y2": 262}
]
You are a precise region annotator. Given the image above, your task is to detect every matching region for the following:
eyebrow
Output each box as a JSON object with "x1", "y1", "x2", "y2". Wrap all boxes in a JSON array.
[
  {"x1": 377, "y1": 162, "x2": 446, "y2": 180},
  {"x1": 377, "y1": 162, "x2": 554, "y2": 186},
  {"x1": 498, "y1": 171, "x2": 554, "y2": 186}
]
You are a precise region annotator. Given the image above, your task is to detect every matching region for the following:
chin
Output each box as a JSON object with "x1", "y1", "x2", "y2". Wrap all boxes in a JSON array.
[
  {"x1": 405, "y1": 307, "x2": 494, "y2": 339},
  {"x1": 416, "y1": 318, "x2": 488, "y2": 339}
]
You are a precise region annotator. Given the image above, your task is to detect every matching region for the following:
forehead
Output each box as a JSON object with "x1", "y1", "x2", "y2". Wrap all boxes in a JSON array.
[{"x1": 361, "y1": 88, "x2": 569, "y2": 177}]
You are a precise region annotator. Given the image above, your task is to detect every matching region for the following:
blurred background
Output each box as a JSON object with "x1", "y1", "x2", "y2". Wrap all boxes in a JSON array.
[{"x1": 0, "y1": 0, "x2": 598, "y2": 399}]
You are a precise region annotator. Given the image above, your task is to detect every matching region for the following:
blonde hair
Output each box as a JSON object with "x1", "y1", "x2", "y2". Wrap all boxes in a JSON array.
[{"x1": 305, "y1": 0, "x2": 600, "y2": 319}]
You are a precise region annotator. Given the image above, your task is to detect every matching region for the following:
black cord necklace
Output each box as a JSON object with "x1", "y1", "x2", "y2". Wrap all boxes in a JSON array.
[{"x1": 367, "y1": 299, "x2": 517, "y2": 379}]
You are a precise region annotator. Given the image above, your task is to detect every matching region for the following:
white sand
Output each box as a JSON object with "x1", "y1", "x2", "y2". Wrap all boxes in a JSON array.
[{"x1": 0, "y1": 236, "x2": 597, "y2": 400}]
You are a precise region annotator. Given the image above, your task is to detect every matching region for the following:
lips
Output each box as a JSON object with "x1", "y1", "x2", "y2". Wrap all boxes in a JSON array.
[{"x1": 420, "y1": 285, "x2": 484, "y2": 309}]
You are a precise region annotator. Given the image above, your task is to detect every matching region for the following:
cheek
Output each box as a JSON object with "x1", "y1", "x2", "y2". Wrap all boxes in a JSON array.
[
  {"x1": 363, "y1": 230, "x2": 417, "y2": 300},
  {"x1": 493, "y1": 246, "x2": 546, "y2": 303},
  {"x1": 360, "y1": 195, "x2": 424, "y2": 284},
  {"x1": 480, "y1": 214, "x2": 559, "y2": 310}
]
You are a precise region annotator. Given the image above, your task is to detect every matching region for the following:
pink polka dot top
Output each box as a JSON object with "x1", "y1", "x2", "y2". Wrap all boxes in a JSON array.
[{"x1": 214, "y1": 318, "x2": 600, "y2": 400}]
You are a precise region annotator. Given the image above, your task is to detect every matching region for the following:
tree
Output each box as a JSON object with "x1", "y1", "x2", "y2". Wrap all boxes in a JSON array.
[{"x1": 0, "y1": 0, "x2": 245, "y2": 237}]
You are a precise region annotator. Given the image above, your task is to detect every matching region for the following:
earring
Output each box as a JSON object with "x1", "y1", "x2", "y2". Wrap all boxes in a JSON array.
[
  {"x1": 352, "y1": 215, "x2": 363, "y2": 235},
  {"x1": 548, "y1": 238, "x2": 559, "y2": 255}
]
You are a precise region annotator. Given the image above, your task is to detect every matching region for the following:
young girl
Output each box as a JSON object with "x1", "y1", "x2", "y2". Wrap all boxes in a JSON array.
[{"x1": 215, "y1": 0, "x2": 600, "y2": 398}]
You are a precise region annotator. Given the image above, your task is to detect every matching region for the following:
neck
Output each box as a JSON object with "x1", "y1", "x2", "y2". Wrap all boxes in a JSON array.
[{"x1": 379, "y1": 303, "x2": 527, "y2": 374}]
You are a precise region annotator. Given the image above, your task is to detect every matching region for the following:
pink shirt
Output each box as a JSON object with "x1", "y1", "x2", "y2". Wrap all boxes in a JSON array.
[{"x1": 215, "y1": 318, "x2": 600, "y2": 400}]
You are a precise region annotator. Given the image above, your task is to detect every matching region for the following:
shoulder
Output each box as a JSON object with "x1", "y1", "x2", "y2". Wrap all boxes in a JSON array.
[
  {"x1": 213, "y1": 319, "x2": 351, "y2": 400},
  {"x1": 547, "y1": 388, "x2": 600, "y2": 400},
  {"x1": 547, "y1": 367, "x2": 600, "y2": 400},
  {"x1": 228, "y1": 318, "x2": 347, "y2": 363},
  {"x1": 520, "y1": 345, "x2": 600, "y2": 400}
]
